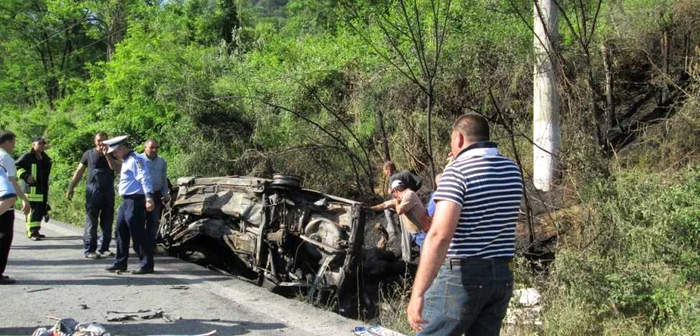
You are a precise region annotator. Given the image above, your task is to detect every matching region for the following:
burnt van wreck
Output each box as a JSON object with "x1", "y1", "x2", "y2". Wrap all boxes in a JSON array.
[{"x1": 158, "y1": 175, "x2": 366, "y2": 304}]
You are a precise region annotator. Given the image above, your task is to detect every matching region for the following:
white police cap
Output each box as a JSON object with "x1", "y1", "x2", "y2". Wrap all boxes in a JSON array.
[
  {"x1": 103, "y1": 135, "x2": 128, "y2": 153},
  {"x1": 390, "y1": 179, "x2": 404, "y2": 191}
]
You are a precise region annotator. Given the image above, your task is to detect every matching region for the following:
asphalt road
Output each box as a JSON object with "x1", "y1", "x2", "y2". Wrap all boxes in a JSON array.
[{"x1": 0, "y1": 212, "x2": 364, "y2": 336}]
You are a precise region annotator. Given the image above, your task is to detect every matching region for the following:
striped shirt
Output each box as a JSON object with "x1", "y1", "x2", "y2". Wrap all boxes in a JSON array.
[{"x1": 433, "y1": 142, "x2": 523, "y2": 259}]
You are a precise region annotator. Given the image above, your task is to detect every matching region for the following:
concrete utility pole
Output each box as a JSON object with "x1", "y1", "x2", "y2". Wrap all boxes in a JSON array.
[{"x1": 533, "y1": 0, "x2": 559, "y2": 191}]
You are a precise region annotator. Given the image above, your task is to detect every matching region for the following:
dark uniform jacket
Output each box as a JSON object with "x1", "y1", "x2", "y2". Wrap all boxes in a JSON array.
[{"x1": 15, "y1": 150, "x2": 52, "y2": 203}]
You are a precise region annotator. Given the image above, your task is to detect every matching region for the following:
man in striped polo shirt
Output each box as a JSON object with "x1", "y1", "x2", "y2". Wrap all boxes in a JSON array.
[{"x1": 407, "y1": 113, "x2": 524, "y2": 335}]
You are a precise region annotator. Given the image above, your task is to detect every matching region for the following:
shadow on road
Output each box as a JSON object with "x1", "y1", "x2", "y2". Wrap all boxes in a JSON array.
[
  {"x1": 11, "y1": 244, "x2": 84, "y2": 250},
  {"x1": 14, "y1": 274, "x2": 231, "y2": 286},
  {"x1": 9, "y1": 257, "x2": 185, "y2": 267},
  {"x1": 0, "y1": 327, "x2": 35, "y2": 336},
  {"x1": 38, "y1": 235, "x2": 84, "y2": 241}
]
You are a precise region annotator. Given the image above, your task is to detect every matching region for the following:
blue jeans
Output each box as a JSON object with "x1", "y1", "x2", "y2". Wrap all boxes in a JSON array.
[{"x1": 418, "y1": 259, "x2": 514, "y2": 336}]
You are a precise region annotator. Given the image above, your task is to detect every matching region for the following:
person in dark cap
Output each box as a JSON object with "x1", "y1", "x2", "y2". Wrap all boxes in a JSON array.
[
  {"x1": 67, "y1": 132, "x2": 120, "y2": 259},
  {"x1": 103, "y1": 136, "x2": 156, "y2": 274},
  {"x1": 15, "y1": 137, "x2": 52, "y2": 240}
]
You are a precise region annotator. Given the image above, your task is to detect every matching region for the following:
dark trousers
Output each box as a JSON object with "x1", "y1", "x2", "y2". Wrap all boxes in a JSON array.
[
  {"x1": 145, "y1": 191, "x2": 163, "y2": 250},
  {"x1": 0, "y1": 211, "x2": 14, "y2": 276},
  {"x1": 418, "y1": 259, "x2": 514, "y2": 336},
  {"x1": 83, "y1": 195, "x2": 114, "y2": 255},
  {"x1": 27, "y1": 201, "x2": 47, "y2": 237},
  {"x1": 113, "y1": 196, "x2": 153, "y2": 270}
]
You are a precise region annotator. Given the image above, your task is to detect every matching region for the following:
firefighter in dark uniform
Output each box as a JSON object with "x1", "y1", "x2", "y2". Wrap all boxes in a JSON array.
[
  {"x1": 103, "y1": 136, "x2": 155, "y2": 274},
  {"x1": 15, "y1": 137, "x2": 52, "y2": 241},
  {"x1": 67, "y1": 132, "x2": 121, "y2": 259}
]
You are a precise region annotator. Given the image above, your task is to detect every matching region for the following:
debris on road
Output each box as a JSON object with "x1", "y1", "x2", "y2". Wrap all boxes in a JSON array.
[
  {"x1": 353, "y1": 325, "x2": 406, "y2": 336},
  {"x1": 105, "y1": 309, "x2": 174, "y2": 323},
  {"x1": 79, "y1": 304, "x2": 89, "y2": 310},
  {"x1": 106, "y1": 309, "x2": 150, "y2": 314},
  {"x1": 169, "y1": 285, "x2": 190, "y2": 290},
  {"x1": 25, "y1": 287, "x2": 53, "y2": 293},
  {"x1": 32, "y1": 317, "x2": 109, "y2": 336},
  {"x1": 140, "y1": 310, "x2": 165, "y2": 320},
  {"x1": 31, "y1": 316, "x2": 217, "y2": 336},
  {"x1": 105, "y1": 314, "x2": 137, "y2": 322}
]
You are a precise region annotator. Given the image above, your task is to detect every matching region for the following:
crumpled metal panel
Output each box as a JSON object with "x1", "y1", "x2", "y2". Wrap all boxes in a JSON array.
[{"x1": 174, "y1": 177, "x2": 265, "y2": 226}]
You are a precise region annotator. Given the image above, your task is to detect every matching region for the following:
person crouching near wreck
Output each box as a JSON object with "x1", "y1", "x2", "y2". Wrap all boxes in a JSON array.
[{"x1": 371, "y1": 180, "x2": 429, "y2": 250}]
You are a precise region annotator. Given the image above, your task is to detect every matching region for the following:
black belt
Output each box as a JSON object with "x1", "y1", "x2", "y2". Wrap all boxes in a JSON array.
[
  {"x1": 122, "y1": 194, "x2": 145, "y2": 200},
  {"x1": 445, "y1": 257, "x2": 513, "y2": 268}
]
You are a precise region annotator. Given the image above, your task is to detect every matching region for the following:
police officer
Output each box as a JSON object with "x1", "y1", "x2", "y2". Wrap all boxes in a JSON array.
[
  {"x1": 15, "y1": 137, "x2": 52, "y2": 240},
  {"x1": 103, "y1": 136, "x2": 156, "y2": 274},
  {"x1": 67, "y1": 132, "x2": 120, "y2": 259}
]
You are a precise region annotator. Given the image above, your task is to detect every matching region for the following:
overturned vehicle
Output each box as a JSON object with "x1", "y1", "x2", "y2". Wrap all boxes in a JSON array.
[{"x1": 158, "y1": 175, "x2": 366, "y2": 302}]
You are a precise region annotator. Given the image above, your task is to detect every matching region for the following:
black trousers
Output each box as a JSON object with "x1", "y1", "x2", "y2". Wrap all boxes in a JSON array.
[
  {"x1": 27, "y1": 201, "x2": 47, "y2": 237},
  {"x1": 114, "y1": 196, "x2": 153, "y2": 270},
  {"x1": 83, "y1": 190, "x2": 114, "y2": 255},
  {"x1": 0, "y1": 210, "x2": 14, "y2": 276}
]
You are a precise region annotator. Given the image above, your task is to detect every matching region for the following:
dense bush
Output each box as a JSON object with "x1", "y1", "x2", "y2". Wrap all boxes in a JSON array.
[{"x1": 543, "y1": 167, "x2": 700, "y2": 335}]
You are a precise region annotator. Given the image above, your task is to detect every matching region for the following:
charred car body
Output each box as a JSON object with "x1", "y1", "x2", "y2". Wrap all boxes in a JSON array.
[{"x1": 158, "y1": 175, "x2": 366, "y2": 301}]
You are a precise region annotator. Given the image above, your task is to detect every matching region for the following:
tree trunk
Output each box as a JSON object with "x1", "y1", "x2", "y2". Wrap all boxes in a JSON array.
[
  {"x1": 661, "y1": 30, "x2": 670, "y2": 102},
  {"x1": 532, "y1": 0, "x2": 559, "y2": 192},
  {"x1": 426, "y1": 83, "x2": 436, "y2": 190},
  {"x1": 602, "y1": 42, "x2": 615, "y2": 131},
  {"x1": 377, "y1": 108, "x2": 391, "y2": 162}
]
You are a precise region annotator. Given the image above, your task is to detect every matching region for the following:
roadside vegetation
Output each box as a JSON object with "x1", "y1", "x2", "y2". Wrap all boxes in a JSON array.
[{"x1": 0, "y1": 0, "x2": 698, "y2": 334}]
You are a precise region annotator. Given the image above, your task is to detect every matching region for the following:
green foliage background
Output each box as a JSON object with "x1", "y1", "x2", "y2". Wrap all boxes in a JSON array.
[{"x1": 0, "y1": 0, "x2": 698, "y2": 334}]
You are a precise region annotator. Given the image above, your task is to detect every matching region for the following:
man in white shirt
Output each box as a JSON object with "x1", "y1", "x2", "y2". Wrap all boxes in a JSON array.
[{"x1": 0, "y1": 131, "x2": 31, "y2": 284}]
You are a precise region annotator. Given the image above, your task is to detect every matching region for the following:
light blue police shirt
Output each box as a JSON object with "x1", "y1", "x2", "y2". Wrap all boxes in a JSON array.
[
  {"x1": 139, "y1": 153, "x2": 168, "y2": 196},
  {"x1": 118, "y1": 151, "x2": 154, "y2": 199}
]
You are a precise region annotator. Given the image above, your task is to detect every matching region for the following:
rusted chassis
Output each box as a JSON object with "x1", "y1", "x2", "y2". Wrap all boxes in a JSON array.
[{"x1": 158, "y1": 176, "x2": 366, "y2": 300}]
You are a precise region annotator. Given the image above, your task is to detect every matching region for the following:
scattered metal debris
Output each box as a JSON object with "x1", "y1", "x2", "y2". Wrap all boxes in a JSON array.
[
  {"x1": 106, "y1": 315, "x2": 137, "y2": 322},
  {"x1": 106, "y1": 309, "x2": 150, "y2": 314},
  {"x1": 140, "y1": 310, "x2": 165, "y2": 320},
  {"x1": 169, "y1": 285, "x2": 190, "y2": 290}
]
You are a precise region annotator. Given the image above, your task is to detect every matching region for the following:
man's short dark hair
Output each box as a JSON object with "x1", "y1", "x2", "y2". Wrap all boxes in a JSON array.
[
  {"x1": 0, "y1": 131, "x2": 16, "y2": 145},
  {"x1": 94, "y1": 132, "x2": 108, "y2": 140},
  {"x1": 452, "y1": 113, "x2": 489, "y2": 142},
  {"x1": 383, "y1": 161, "x2": 396, "y2": 171}
]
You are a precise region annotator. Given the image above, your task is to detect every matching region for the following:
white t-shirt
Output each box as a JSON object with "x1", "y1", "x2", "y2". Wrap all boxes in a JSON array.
[{"x1": 0, "y1": 148, "x2": 17, "y2": 198}]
